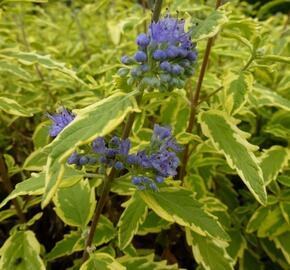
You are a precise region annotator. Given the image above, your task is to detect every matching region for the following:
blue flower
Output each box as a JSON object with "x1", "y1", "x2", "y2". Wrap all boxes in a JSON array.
[
  {"x1": 149, "y1": 12, "x2": 192, "y2": 49},
  {"x1": 92, "y1": 137, "x2": 106, "y2": 154},
  {"x1": 46, "y1": 107, "x2": 75, "y2": 137},
  {"x1": 153, "y1": 50, "x2": 167, "y2": 61},
  {"x1": 134, "y1": 51, "x2": 147, "y2": 62},
  {"x1": 136, "y1": 33, "x2": 150, "y2": 47},
  {"x1": 121, "y1": 55, "x2": 133, "y2": 65}
]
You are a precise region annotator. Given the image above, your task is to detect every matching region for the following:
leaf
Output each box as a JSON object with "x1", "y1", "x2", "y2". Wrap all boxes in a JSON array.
[
  {"x1": 253, "y1": 88, "x2": 290, "y2": 111},
  {"x1": 198, "y1": 110, "x2": 267, "y2": 205},
  {"x1": 222, "y1": 31, "x2": 253, "y2": 52},
  {"x1": 47, "y1": 215, "x2": 115, "y2": 261},
  {"x1": 0, "y1": 166, "x2": 84, "y2": 208},
  {"x1": 23, "y1": 149, "x2": 48, "y2": 171},
  {"x1": 0, "y1": 209, "x2": 16, "y2": 222},
  {"x1": 260, "y1": 146, "x2": 289, "y2": 185},
  {"x1": 139, "y1": 188, "x2": 229, "y2": 241},
  {"x1": 239, "y1": 249, "x2": 263, "y2": 270},
  {"x1": 257, "y1": 206, "x2": 289, "y2": 237},
  {"x1": 0, "y1": 60, "x2": 30, "y2": 80},
  {"x1": 223, "y1": 72, "x2": 253, "y2": 115},
  {"x1": 246, "y1": 206, "x2": 269, "y2": 233},
  {"x1": 185, "y1": 228, "x2": 234, "y2": 270},
  {"x1": 53, "y1": 179, "x2": 95, "y2": 228},
  {"x1": 191, "y1": 9, "x2": 228, "y2": 42},
  {"x1": 260, "y1": 238, "x2": 289, "y2": 269},
  {"x1": 137, "y1": 211, "x2": 171, "y2": 235},
  {"x1": 0, "y1": 97, "x2": 32, "y2": 117},
  {"x1": 118, "y1": 254, "x2": 181, "y2": 270},
  {"x1": 274, "y1": 232, "x2": 290, "y2": 265},
  {"x1": 226, "y1": 229, "x2": 246, "y2": 262},
  {"x1": 0, "y1": 230, "x2": 45, "y2": 270},
  {"x1": 1, "y1": 50, "x2": 85, "y2": 84},
  {"x1": 80, "y1": 253, "x2": 126, "y2": 270},
  {"x1": 41, "y1": 93, "x2": 138, "y2": 208},
  {"x1": 117, "y1": 192, "x2": 148, "y2": 250},
  {"x1": 280, "y1": 201, "x2": 290, "y2": 225},
  {"x1": 46, "y1": 231, "x2": 81, "y2": 261},
  {"x1": 262, "y1": 55, "x2": 290, "y2": 65}
]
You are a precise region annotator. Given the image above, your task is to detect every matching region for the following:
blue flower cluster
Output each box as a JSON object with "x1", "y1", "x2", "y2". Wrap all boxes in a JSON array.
[
  {"x1": 47, "y1": 108, "x2": 182, "y2": 191},
  {"x1": 128, "y1": 124, "x2": 182, "y2": 191},
  {"x1": 92, "y1": 136, "x2": 131, "y2": 171},
  {"x1": 119, "y1": 11, "x2": 197, "y2": 92},
  {"x1": 46, "y1": 107, "x2": 75, "y2": 137}
]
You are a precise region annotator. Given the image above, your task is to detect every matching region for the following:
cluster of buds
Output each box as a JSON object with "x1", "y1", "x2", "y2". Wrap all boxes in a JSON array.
[
  {"x1": 119, "y1": 11, "x2": 197, "y2": 92},
  {"x1": 47, "y1": 109, "x2": 182, "y2": 191}
]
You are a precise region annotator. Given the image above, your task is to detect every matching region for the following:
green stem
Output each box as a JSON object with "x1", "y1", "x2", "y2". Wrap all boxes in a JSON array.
[
  {"x1": 81, "y1": 1, "x2": 164, "y2": 262},
  {"x1": 179, "y1": 0, "x2": 223, "y2": 180}
]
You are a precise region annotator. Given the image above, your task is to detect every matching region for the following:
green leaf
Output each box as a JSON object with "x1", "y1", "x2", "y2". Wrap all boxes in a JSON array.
[
  {"x1": 239, "y1": 249, "x2": 263, "y2": 270},
  {"x1": 260, "y1": 238, "x2": 289, "y2": 269},
  {"x1": 257, "y1": 206, "x2": 290, "y2": 237},
  {"x1": 0, "y1": 173, "x2": 44, "y2": 209},
  {"x1": 53, "y1": 179, "x2": 95, "y2": 228},
  {"x1": 280, "y1": 201, "x2": 290, "y2": 225},
  {"x1": 191, "y1": 9, "x2": 228, "y2": 42},
  {"x1": 253, "y1": 88, "x2": 290, "y2": 111},
  {"x1": 185, "y1": 228, "x2": 234, "y2": 270},
  {"x1": 0, "y1": 60, "x2": 30, "y2": 80},
  {"x1": 260, "y1": 146, "x2": 289, "y2": 185},
  {"x1": 118, "y1": 254, "x2": 180, "y2": 270},
  {"x1": 137, "y1": 211, "x2": 171, "y2": 235},
  {"x1": 139, "y1": 188, "x2": 229, "y2": 241},
  {"x1": 46, "y1": 231, "x2": 81, "y2": 261},
  {"x1": 23, "y1": 149, "x2": 48, "y2": 171},
  {"x1": 246, "y1": 206, "x2": 269, "y2": 233},
  {"x1": 0, "y1": 209, "x2": 16, "y2": 222},
  {"x1": 1, "y1": 50, "x2": 85, "y2": 84},
  {"x1": 226, "y1": 229, "x2": 246, "y2": 262},
  {"x1": 262, "y1": 55, "x2": 290, "y2": 65},
  {"x1": 117, "y1": 192, "x2": 147, "y2": 250},
  {"x1": 0, "y1": 230, "x2": 45, "y2": 270},
  {"x1": 41, "y1": 93, "x2": 138, "y2": 208},
  {"x1": 0, "y1": 97, "x2": 32, "y2": 117},
  {"x1": 223, "y1": 72, "x2": 253, "y2": 115},
  {"x1": 80, "y1": 252, "x2": 126, "y2": 270},
  {"x1": 0, "y1": 167, "x2": 84, "y2": 208},
  {"x1": 198, "y1": 110, "x2": 267, "y2": 205},
  {"x1": 274, "y1": 232, "x2": 290, "y2": 265},
  {"x1": 47, "y1": 215, "x2": 115, "y2": 261}
]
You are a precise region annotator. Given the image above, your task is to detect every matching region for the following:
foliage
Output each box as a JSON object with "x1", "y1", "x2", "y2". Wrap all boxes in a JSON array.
[{"x1": 0, "y1": 0, "x2": 289, "y2": 269}]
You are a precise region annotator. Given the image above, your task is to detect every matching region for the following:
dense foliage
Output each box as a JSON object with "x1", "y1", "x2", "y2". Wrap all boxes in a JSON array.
[{"x1": 0, "y1": 0, "x2": 289, "y2": 269}]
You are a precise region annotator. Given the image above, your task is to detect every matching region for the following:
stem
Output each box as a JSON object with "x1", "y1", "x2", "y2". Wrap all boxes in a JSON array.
[
  {"x1": 81, "y1": 1, "x2": 164, "y2": 262},
  {"x1": 179, "y1": 0, "x2": 222, "y2": 180},
  {"x1": 152, "y1": 0, "x2": 163, "y2": 22},
  {"x1": 0, "y1": 155, "x2": 26, "y2": 223}
]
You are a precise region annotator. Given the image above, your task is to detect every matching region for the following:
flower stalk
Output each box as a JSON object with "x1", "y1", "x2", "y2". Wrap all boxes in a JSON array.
[
  {"x1": 81, "y1": 1, "x2": 164, "y2": 263},
  {"x1": 179, "y1": 0, "x2": 223, "y2": 180}
]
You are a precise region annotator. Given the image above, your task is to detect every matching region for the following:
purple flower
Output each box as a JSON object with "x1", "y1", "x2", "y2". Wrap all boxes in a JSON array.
[
  {"x1": 92, "y1": 137, "x2": 106, "y2": 154},
  {"x1": 46, "y1": 107, "x2": 75, "y2": 137},
  {"x1": 149, "y1": 12, "x2": 192, "y2": 49},
  {"x1": 160, "y1": 61, "x2": 171, "y2": 72},
  {"x1": 166, "y1": 46, "x2": 179, "y2": 58},
  {"x1": 121, "y1": 55, "x2": 133, "y2": 65},
  {"x1": 119, "y1": 139, "x2": 131, "y2": 156},
  {"x1": 136, "y1": 33, "x2": 150, "y2": 47},
  {"x1": 115, "y1": 161, "x2": 124, "y2": 170},
  {"x1": 67, "y1": 152, "x2": 79, "y2": 165},
  {"x1": 153, "y1": 50, "x2": 167, "y2": 61},
  {"x1": 153, "y1": 124, "x2": 171, "y2": 141},
  {"x1": 171, "y1": 64, "x2": 183, "y2": 75},
  {"x1": 134, "y1": 51, "x2": 147, "y2": 62}
]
